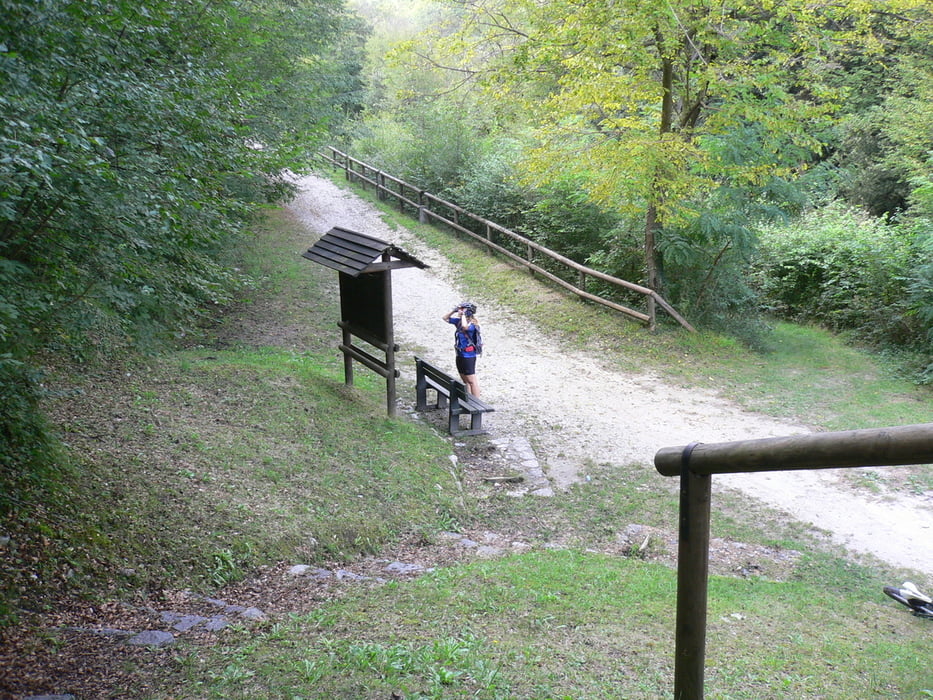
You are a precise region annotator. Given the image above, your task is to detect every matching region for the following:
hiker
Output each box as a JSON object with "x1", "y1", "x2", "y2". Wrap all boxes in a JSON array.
[{"x1": 442, "y1": 301, "x2": 482, "y2": 397}]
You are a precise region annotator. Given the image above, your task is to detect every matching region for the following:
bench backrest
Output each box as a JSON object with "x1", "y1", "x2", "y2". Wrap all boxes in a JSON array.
[
  {"x1": 416, "y1": 357, "x2": 455, "y2": 389},
  {"x1": 416, "y1": 356, "x2": 474, "y2": 401}
]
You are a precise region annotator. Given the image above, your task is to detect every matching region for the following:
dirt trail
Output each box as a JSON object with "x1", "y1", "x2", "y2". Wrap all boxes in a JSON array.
[{"x1": 287, "y1": 173, "x2": 933, "y2": 581}]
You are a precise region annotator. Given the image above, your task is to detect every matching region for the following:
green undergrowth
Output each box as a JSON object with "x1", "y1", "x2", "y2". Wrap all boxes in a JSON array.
[{"x1": 184, "y1": 550, "x2": 932, "y2": 699}]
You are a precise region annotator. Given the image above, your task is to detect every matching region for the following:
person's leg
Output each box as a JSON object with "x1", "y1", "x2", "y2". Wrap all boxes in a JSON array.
[
  {"x1": 461, "y1": 372, "x2": 480, "y2": 397},
  {"x1": 456, "y1": 356, "x2": 480, "y2": 397}
]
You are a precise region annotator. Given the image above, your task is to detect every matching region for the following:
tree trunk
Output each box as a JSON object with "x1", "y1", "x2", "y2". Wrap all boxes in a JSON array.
[
  {"x1": 645, "y1": 202, "x2": 660, "y2": 330},
  {"x1": 643, "y1": 38, "x2": 674, "y2": 330}
]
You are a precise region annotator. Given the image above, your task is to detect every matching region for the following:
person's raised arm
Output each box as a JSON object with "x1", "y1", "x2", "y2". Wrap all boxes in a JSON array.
[{"x1": 442, "y1": 305, "x2": 460, "y2": 322}]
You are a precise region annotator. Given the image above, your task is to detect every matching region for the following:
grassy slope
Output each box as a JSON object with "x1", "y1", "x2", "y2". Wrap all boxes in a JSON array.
[
  {"x1": 1, "y1": 208, "x2": 465, "y2": 616},
  {"x1": 4, "y1": 190, "x2": 932, "y2": 698},
  {"x1": 182, "y1": 191, "x2": 931, "y2": 698}
]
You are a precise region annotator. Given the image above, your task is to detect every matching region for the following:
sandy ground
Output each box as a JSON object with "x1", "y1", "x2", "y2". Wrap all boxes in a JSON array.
[{"x1": 287, "y1": 172, "x2": 933, "y2": 582}]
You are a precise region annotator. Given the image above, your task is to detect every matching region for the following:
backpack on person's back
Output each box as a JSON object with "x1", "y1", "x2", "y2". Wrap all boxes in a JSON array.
[{"x1": 456, "y1": 325, "x2": 483, "y2": 355}]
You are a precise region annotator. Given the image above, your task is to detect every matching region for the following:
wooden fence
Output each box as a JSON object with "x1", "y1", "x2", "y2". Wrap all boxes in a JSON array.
[
  {"x1": 655, "y1": 423, "x2": 933, "y2": 699},
  {"x1": 319, "y1": 147, "x2": 695, "y2": 332}
]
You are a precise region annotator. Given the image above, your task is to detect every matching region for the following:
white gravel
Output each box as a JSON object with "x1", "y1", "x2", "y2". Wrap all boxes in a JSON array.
[{"x1": 287, "y1": 172, "x2": 933, "y2": 582}]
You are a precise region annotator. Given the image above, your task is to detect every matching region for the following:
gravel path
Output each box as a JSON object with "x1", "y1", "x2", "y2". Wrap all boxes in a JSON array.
[{"x1": 287, "y1": 172, "x2": 933, "y2": 581}]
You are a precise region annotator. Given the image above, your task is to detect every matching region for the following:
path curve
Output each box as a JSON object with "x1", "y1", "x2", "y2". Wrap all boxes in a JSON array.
[{"x1": 287, "y1": 173, "x2": 933, "y2": 581}]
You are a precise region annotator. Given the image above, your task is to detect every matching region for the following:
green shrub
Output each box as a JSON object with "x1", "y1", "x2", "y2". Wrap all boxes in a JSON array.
[
  {"x1": 447, "y1": 145, "x2": 622, "y2": 272},
  {"x1": 0, "y1": 357, "x2": 56, "y2": 495},
  {"x1": 753, "y1": 203, "x2": 926, "y2": 350},
  {"x1": 441, "y1": 139, "x2": 530, "y2": 231}
]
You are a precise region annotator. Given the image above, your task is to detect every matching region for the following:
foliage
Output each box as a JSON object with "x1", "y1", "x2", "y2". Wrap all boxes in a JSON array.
[
  {"x1": 372, "y1": 0, "x2": 931, "y2": 356},
  {"x1": 0, "y1": 357, "x2": 56, "y2": 492},
  {"x1": 0, "y1": 0, "x2": 366, "y2": 485},
  {"x1": 752, "y1": 203, "x2": 928, "y2": 355},
  {"x1": 350, "y1": 70, "x2": 485, "y2": 192},
  {"x1": 825, "y1": 15, "x2": 933, "y2": 218},
  {"x1": 904, "y1": 217, "x2": 933, "y2": 380},
  {"x1": 351, "y1": 106, "x2": 479, "y2": 193},
  {"x1": 411, "y1": 0, "x2": 929, "y2": 294},
  {"x1": 443, "y1": 137, "x2": 619, "y2": 265},
  {"x1": 440, "y1": 138, "x2": 530, "y2": 231}
]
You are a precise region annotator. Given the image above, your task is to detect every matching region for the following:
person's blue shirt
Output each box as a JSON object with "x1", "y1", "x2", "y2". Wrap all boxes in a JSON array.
[{"x1": 449, "y1": 317, "x2": 478, "y2": 358}]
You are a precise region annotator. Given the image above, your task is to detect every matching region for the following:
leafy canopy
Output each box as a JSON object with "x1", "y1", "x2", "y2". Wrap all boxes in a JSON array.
[
  {"x1": 0, "y1": 0, "x2": 367, "y2": 489},
  {"x1": 423, "y1": 0, "x2": 928, "y2": 229}
]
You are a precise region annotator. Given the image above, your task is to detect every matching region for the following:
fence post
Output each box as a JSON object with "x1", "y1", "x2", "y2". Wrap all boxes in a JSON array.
[
  {"x1": 655, "y1": 423, "x2": 933, "y2": 700},
  {"x1": 674, "y1": 443, "x2": 711, "y2": 700}
]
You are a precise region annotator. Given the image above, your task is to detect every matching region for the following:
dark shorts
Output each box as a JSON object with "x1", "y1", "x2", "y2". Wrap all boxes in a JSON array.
[{"x1": 456, "y1": 355, "x2": 476, "y2": 376}]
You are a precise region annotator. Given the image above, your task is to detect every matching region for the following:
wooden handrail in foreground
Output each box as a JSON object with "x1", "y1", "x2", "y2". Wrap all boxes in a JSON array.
[{"x1": 654, "y1": 423, "x2": 933, "y2": 700}]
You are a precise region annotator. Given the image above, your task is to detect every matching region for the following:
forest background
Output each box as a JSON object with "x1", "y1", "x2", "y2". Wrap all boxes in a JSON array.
[{"x1": 1, "y1": 0, "x2": 932, "y2": 645}]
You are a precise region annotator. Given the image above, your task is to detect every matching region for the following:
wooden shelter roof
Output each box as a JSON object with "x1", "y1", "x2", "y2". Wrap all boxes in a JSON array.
[{"x1": 302, "y1": 226, "x2": 428, "y2": 277}]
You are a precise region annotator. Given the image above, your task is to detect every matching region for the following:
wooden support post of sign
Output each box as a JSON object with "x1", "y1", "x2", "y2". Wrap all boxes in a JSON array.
[
  {"x1": 342, "y1": 323, "x2": 354, "y2": 387},
  {"x1": 382, "y1": 252, "x2": 397, "y2": 417}
]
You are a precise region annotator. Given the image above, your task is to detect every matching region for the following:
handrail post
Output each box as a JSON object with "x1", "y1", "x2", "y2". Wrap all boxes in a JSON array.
[
  {"x1": 674, "y1": 443, "x2": 711, "y2": 700},
  {"x1": 656, "y1": 423, "x2": 933, "y2": 700}
]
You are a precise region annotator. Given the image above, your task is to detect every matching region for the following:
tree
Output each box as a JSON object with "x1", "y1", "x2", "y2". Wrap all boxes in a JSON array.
[
  {"x1": 414, "y1": 0, "x2": 930, "y2": 309},
  {"x1": 0, "y1": 0, "x2": 366, "y2": 485}
]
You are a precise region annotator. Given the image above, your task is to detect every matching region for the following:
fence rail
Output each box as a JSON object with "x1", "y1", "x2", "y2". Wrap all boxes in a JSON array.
[
  {"x1": 654, "y1": 423, "x2": 933, "y2": 699},
  {"x1": 319, "y1": 147, "x2": 695, "y2": 332}
]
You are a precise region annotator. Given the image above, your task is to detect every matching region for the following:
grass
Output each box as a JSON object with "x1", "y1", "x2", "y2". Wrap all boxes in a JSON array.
[
  {"x1": 4, "y1": 182, "x2": 932, "y2": 699},
  {"x1": 1, "y1": 210, "x2": 465, "y2": 615},
  {"x1": 182, "y1": 551, "x2": 932, "y2": 699}
]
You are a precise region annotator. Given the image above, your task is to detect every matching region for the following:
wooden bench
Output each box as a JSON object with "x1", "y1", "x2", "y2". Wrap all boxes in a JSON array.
[{"x1": 414, "y1": 356, "x2": 494, "y2": 436}]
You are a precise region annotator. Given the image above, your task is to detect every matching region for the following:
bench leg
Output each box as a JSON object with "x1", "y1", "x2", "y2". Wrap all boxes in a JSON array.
[
  {"x1": 448, "y1": 396, "x2": 460, "y2": 435},
  {"x1": 415, "y1": 374, "x2": 428, "y2": 411},
  {"x1": 416, "y1": 372, "x2": 448, "y2": 410},
  {"x1": 448, "y1": 402, "x2": 487, "y2": 437}
]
